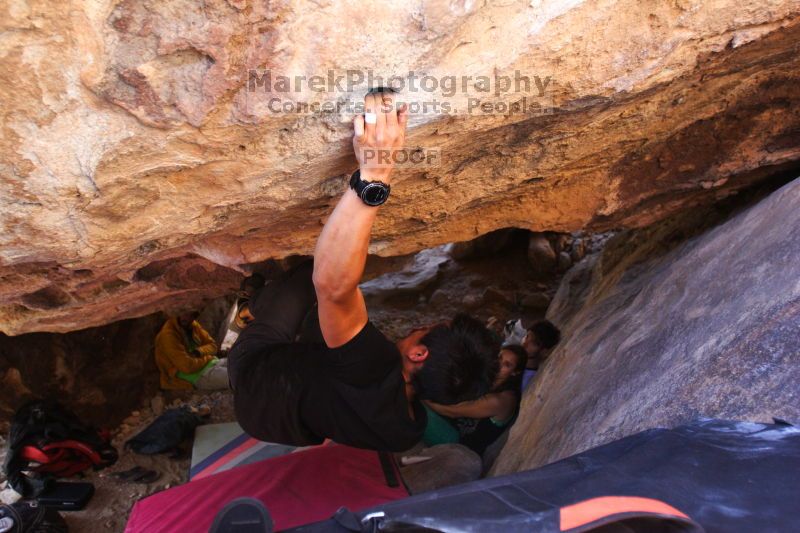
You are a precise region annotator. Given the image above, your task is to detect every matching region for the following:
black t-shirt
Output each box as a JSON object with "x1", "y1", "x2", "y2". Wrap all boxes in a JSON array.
[{"x1": 229, "y1": 321, "x2": 426, "y2": 452}]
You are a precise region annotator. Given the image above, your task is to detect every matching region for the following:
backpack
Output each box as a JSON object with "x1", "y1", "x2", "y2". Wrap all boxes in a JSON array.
[
  {"x1": 125, "y1": 406, "x2": 203, "y2": 455},
  {"x1": 2, "y1": 401, "x2": 118, "y2": 497}
]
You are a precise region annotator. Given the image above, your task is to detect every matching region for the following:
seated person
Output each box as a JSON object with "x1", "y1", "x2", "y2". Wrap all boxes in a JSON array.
[
  {"x1": 235, "y1": 273, "x2": 265, "y2": 331},
  {"x1": 233, "y1": 301, "x2": 255, "y2": 330},
  {"x1": 520, "y1": 319, "x2": 561, "y2": 389},
  {"x1": 218, "y1": 274, "x2": 265, "y2": 352},
  {"x1": 424, "y1": 344, "x2": 527, "y2": 456},
  {"x1": 218, "y1": 298, "x2": 256, "y2": 352},
  {"x1": 155, "y1": 310, "x2": 229, "y2": 391}
]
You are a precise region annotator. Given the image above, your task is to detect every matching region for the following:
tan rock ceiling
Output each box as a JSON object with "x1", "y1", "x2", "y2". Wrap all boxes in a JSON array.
[{"x1": 1, "y1": 0, "x2": 799, "y2": 334}]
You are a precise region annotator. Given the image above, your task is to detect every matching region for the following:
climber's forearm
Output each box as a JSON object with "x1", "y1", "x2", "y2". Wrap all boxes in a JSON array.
[{"x1": 313, "y1": 188, "x2": 379, "y2": 301}]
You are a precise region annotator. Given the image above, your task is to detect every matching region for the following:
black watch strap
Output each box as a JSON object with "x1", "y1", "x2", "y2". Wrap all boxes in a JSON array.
[{"x1": 349, "y1": 169, "x2": 391, "y2": 206}]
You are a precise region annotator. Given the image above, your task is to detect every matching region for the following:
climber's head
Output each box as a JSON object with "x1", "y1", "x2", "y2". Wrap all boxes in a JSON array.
[
  {"x1": 522, "y1": 320, "x2": 561, "y2": 368},
  {"x1": 399, "y1": 314, "x2": 499, "y2": 405},
  {"x1": 176, "y1": 310, "x2": 200, "y2": 329},
  {"x1": 492, "y1": 344, "x2": 527, "y2": 392}
]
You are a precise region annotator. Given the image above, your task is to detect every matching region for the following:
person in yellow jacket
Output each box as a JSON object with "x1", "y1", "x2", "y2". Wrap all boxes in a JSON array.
[{"x1": 155, "y1": 311, "x2": 229, "y2": 390}]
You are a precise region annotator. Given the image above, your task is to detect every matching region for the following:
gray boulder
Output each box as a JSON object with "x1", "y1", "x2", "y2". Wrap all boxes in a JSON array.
[
  {"x1": 493, "y1": 178, "x2": 800, "y2": 476},
  {"x1": 527, "y1": 233, "x2": 557, "y2": 275}
]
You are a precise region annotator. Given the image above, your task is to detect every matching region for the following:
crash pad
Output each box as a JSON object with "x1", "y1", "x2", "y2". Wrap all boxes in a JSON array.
[{"x1": 126, "y1": 442, "x2": 408, "y2": 532}]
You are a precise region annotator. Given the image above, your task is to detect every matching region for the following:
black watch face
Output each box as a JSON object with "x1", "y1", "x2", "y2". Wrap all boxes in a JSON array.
[{"x1": 362, "y1": 183, "x2": 389, "y2": 206}]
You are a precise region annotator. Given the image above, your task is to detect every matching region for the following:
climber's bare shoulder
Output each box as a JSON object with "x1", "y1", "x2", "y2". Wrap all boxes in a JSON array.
[{"x1": 316, "y1": 285, "x2": 369, "y2": 348}]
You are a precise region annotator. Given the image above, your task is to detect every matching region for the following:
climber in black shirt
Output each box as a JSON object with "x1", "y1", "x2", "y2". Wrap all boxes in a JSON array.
[{"x1": 228, "y1": 90, "x2": 499, "y2": 452}]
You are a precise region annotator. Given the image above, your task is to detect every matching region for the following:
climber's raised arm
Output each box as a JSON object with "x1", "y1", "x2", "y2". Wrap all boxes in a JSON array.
[{"x1": 312, "y1": 91, "x2": 408, "y2": 348}]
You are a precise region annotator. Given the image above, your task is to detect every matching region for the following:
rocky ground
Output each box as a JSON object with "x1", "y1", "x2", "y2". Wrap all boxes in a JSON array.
[{"x1": 0, "y1": 228, "x2": 604, "y2": 532}]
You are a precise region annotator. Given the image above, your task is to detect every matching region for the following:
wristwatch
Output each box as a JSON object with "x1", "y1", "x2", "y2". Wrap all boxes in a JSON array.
[{"x1": 349, "y1": 169, "x2": 391, "y2": 207}]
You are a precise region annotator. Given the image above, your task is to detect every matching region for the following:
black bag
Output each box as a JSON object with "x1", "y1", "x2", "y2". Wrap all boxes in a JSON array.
[
  {"x1": 2, "y1": 401, "x2": 117, "y2": 498},
  {"x1": 125, "y1": 407, "x2": 203, "y2": 455},
  {"x1": 0, "y1": 499, "x2": 69, "y2": 533}
]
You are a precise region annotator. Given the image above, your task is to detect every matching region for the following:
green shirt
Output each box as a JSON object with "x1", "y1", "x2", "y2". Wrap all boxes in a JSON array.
[{"x1": 421, "y1": 403, "x2": 460, "y2": 446}]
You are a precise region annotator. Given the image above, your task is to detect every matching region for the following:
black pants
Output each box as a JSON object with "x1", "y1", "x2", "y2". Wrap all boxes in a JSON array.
[
  {"x1": 239, "y1": 259, "x2": 322, "y2": 349},
  {"x1": 228, "y1": 260, "x2": 324, "y2": 444}
]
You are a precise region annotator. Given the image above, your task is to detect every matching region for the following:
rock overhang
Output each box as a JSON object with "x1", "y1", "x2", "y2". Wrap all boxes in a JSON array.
[{"x1": 2, "y1": 0, "x2": 800, "y2": 334}]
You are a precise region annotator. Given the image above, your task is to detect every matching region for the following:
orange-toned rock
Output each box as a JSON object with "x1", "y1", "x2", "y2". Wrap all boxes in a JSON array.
[{"x1": 2, "y1": 1, "x2": 800, "y2": 334}]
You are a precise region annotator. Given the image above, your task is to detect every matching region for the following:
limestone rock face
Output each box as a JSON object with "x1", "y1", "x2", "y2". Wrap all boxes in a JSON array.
[
  {"x1": 2, "y1": 1, "x2": 800, "y2": 334},
  {"x1": 492, "y1": 178, "x2": 800, "y2": 475}
]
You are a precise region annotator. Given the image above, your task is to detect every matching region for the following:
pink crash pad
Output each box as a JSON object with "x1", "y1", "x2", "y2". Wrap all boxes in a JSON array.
[{"x1": 125, "y1": 443, "x2": 408, "y2": 532}]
